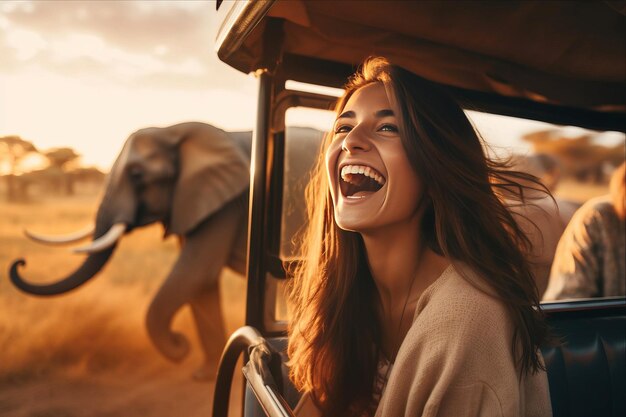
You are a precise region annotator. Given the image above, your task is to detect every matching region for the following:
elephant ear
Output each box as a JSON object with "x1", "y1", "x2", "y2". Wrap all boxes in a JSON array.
[
  {"x1": 169, "y1": 125, "x2": 249, "y2": 235},
  {"x1": 99, "y1": 137, "x2": 137, "y2": 226}
]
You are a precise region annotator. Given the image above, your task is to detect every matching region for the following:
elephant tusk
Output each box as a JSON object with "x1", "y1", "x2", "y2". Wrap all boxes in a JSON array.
[
  {"x1": 73, "y1": 223, "x2": 127, "y2": 254},
  {"x1": 24, "y1": 225, "x2": 95, "y2": 245}
]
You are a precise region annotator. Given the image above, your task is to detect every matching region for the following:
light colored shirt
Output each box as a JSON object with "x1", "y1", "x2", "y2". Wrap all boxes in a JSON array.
[
  {"x1": 544, "y1": 195, "x2": 626, "y2": 300},
  {"x1": 295, "y1": 264, "x2": 552, "y2": 417}
]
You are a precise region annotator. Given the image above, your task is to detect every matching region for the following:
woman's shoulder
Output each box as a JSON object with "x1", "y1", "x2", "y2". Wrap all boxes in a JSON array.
[
  {"x1": 575, "y1": 195, "x2": 615, "y2": 222},
  {"x1": 415, "y1": 264, "x2": 512, "y2": 336},
  {"x1": 423, "y1": 264, "x2": 507, "y2": 313},
  {"x1": 562, "y1": 194, "x2": 620, "y2": 243},
  {"x1": 397, "y1": 264, "x2": 518, "y2": 384}
]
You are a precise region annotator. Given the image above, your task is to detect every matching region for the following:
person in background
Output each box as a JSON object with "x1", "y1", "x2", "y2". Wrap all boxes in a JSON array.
[
  {"x1": 544, "y1": 162, "x2": 625, "y2": 300},
  {"x1": 287, "y1": 57, "x2": 552, "y2": 417}
]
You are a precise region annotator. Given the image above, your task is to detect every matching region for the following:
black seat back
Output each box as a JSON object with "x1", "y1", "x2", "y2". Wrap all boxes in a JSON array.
[{"x1": 541, "y1": 299, "x2": 626, "y2": 417}]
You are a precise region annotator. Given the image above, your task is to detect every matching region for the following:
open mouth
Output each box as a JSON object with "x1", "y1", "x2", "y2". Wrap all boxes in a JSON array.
[{"x1": 340, "y1": 164, "x2": 386, "y2": 198}]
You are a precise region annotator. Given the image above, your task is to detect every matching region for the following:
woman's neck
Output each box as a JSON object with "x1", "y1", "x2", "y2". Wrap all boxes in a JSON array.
[
  {"x1": 362, "y1": 216, "x2": 425, "y2": 305},
  {"x1": 362, "y1": 217, "x2": 449, "y2": 360}
]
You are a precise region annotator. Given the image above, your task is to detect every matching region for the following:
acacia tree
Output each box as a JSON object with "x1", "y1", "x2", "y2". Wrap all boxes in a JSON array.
[
  {"x1": 42, "y1": 147, "x2": 81, "y2": 195},
  {"x1": 44, "y1": 147, "x2": 80, "y2": 169},
  {"x1": 522, "y1": 129, "x2": 622, "y2": 183},
  {"x1": 0, "y1": 135, "x2": 38, "y2": 201}
]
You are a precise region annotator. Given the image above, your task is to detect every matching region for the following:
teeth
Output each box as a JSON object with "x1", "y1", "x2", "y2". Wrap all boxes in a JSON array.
[{"x1": 340, "y1": 164, "x2": 385, "y2": 185}]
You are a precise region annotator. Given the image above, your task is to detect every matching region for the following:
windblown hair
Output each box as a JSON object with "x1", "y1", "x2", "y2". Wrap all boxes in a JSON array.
[{"x1": 287, "y1": 57, "x2": 549, "y2": 416}]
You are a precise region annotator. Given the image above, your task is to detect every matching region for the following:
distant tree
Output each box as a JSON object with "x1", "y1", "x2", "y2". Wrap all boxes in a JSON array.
[
  {"x1": 69, "y1": 166, "x2": 105, "y2": 182},
  {"x1": 69, "y1": 166, "x2": 106, "y2": 195},
  {"x1": 44, "y1": 147, "x2": 81, "y2": 169},
  {"x1": 0, "y1": 135, "x2": 38, "y2": 174},
  {"x1": 43, "y1": 147, "x2": 81, "y2": 195},
  {"x1": 523, "y1": 130, "x2": 624, "y2": 183},
  {"x1": 0, "y1": 135, "x2": 38, "y2": 201}
]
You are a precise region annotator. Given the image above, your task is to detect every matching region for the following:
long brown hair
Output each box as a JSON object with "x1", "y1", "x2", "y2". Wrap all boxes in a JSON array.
[{"x1": 288, "y1": 57, "x2": 549, "y2": 416}]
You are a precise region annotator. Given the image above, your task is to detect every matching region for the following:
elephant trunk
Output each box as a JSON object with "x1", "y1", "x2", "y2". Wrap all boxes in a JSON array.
[
  {"x1": 9, "y1": 208, "x2": 126, "y2": 296},
  {"x1": 9, "y1": 151, "x2": 139, "y2": 296},
  {"x1": 9, "y1": 248, "x2": 116, "y2": 296}
]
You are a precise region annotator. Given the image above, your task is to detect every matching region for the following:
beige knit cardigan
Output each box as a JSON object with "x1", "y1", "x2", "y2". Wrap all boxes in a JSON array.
[{"x1": 294, "y1": 264, "x2": 552, "y2": 417}]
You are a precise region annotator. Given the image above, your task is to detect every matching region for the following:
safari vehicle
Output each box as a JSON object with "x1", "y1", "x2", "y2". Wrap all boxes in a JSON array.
[{"x1": 210, "y1": 1, "x2": 625, "y2": 416}]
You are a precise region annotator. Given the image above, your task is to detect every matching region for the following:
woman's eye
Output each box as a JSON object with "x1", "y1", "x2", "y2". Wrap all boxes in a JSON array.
[
  {"x1": 379, "y1": 124, "x2": 398, "y2": 132},
  {"x1": 334, "y1": 125, "x2": 352, "y2": 134}
]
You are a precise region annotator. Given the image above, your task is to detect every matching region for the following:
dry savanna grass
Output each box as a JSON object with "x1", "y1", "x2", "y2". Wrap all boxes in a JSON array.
[{"x1": 0, "y1": 194, "x2": 247, "y2": 417}]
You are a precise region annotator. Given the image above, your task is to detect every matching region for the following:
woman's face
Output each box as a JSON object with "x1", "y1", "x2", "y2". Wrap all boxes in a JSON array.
[{"x1": 325, "y1": 82, "x2": 424, "y2": 233}]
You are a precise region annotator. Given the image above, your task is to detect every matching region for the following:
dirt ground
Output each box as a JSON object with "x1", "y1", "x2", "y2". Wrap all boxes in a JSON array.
[
  {"x1": 0, "y1": 195, "x2": 247, "y2": 417},
  {"x1": 0, "y1": 366, "x2": 243, "y2": 417}
]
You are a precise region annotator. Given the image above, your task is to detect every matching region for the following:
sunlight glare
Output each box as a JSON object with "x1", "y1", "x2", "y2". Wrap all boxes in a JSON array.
[
  {"x1": 5, "y1": 27, "x2": 47, "y2": 61},
  {"x1": 0, "y1": 69, "x2": 257, "y2": 171}
]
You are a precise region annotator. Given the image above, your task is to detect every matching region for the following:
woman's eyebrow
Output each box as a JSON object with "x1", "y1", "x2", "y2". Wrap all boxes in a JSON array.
[
  {"x1": 337, "y1": 110, "x2": 355, "y2": 119},
  {"x1": 336, "y1": 109, "x2": 395, "y2": 119},
  {"x1": 375, "y1": 109, "x2": 394, "y2": 118}
]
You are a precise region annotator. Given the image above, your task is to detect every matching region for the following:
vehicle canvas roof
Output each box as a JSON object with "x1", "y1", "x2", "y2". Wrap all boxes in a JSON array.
[{"x1": 216, "y1": 0, "x2": 625, "y2": 127}]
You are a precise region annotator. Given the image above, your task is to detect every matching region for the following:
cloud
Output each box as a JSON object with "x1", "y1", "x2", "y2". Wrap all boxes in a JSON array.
[{"x1": 0, "y1": 1, "x2": 252, "y2": 91}]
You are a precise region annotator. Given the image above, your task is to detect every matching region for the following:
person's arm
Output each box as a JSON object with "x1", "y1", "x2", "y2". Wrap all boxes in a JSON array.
[{"x1": 544, "y1": 204, "x2": 601, "y2": 300}]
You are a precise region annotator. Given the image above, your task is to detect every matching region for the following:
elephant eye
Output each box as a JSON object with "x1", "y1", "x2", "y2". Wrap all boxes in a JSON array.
[{"x1": 129, "y1": 166, "x2": 144, "y2": 184}]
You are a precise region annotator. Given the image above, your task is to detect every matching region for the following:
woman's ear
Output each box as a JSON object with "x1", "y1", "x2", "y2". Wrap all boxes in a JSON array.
[{"x1": 169, "y1": 125, "x2": 249, "y2": 235}]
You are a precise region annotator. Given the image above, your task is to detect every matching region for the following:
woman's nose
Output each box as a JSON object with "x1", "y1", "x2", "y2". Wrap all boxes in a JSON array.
[{"x1": 341, "y1": 125, "x2": 371, "y2": 153}]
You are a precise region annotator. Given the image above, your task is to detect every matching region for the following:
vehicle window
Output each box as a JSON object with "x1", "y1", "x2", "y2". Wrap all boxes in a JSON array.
[
  {"x1": 281, "y1": 108, "x2": 333, "y2": 258},
  {"x1": 268, "y1": 107, "x2": 333, "y2": 328},
  {"x1": 467, "y1": 111, "x2": 624, "y2": 205},
  {"x1": 467, "y1": 111, "x2": 624, "y2": 303}
]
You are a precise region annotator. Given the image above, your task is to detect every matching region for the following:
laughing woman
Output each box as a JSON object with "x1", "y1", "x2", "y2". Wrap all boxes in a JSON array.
[{"x1": 288, "y1": 57, "x2": 552, "y2": 417}]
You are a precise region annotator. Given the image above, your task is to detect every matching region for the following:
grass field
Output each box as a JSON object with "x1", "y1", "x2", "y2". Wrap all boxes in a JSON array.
[{"x1": 0, "y1": 194, "x2": 247, "y2": 417}]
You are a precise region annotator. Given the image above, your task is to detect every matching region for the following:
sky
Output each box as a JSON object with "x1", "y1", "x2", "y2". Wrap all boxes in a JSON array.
[
  {"x1": 0, "y1": 1, "x2": 259, "y2": 172},
  {"x1": 0, "y1": 1, "x2": 620, "y2": 174}
]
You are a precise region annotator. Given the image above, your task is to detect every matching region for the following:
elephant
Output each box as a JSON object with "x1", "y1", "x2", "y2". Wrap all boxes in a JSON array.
[{"x1": 9, "y1": 121, "x2": 324, "y2": 379}]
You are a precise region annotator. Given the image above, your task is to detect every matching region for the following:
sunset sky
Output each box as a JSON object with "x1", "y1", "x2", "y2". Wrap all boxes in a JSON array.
[
  {"x1": 0, "y1": 1, "x2": 260, "y2": 172},
  {"x1": 0, "y1": 1, "x2": 616, "y2": 174}
]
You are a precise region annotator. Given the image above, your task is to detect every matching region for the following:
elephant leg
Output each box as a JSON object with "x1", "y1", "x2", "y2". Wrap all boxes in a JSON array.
[
  {"x1": 226, "y1": 215, "x2": 249, "y2": 276},
  {"x1": 188, "y1": 285, "x2": 226, "y2": 380},
  {"x1": 145, "y1": 197, "x2": 244, "y2": 366}
]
